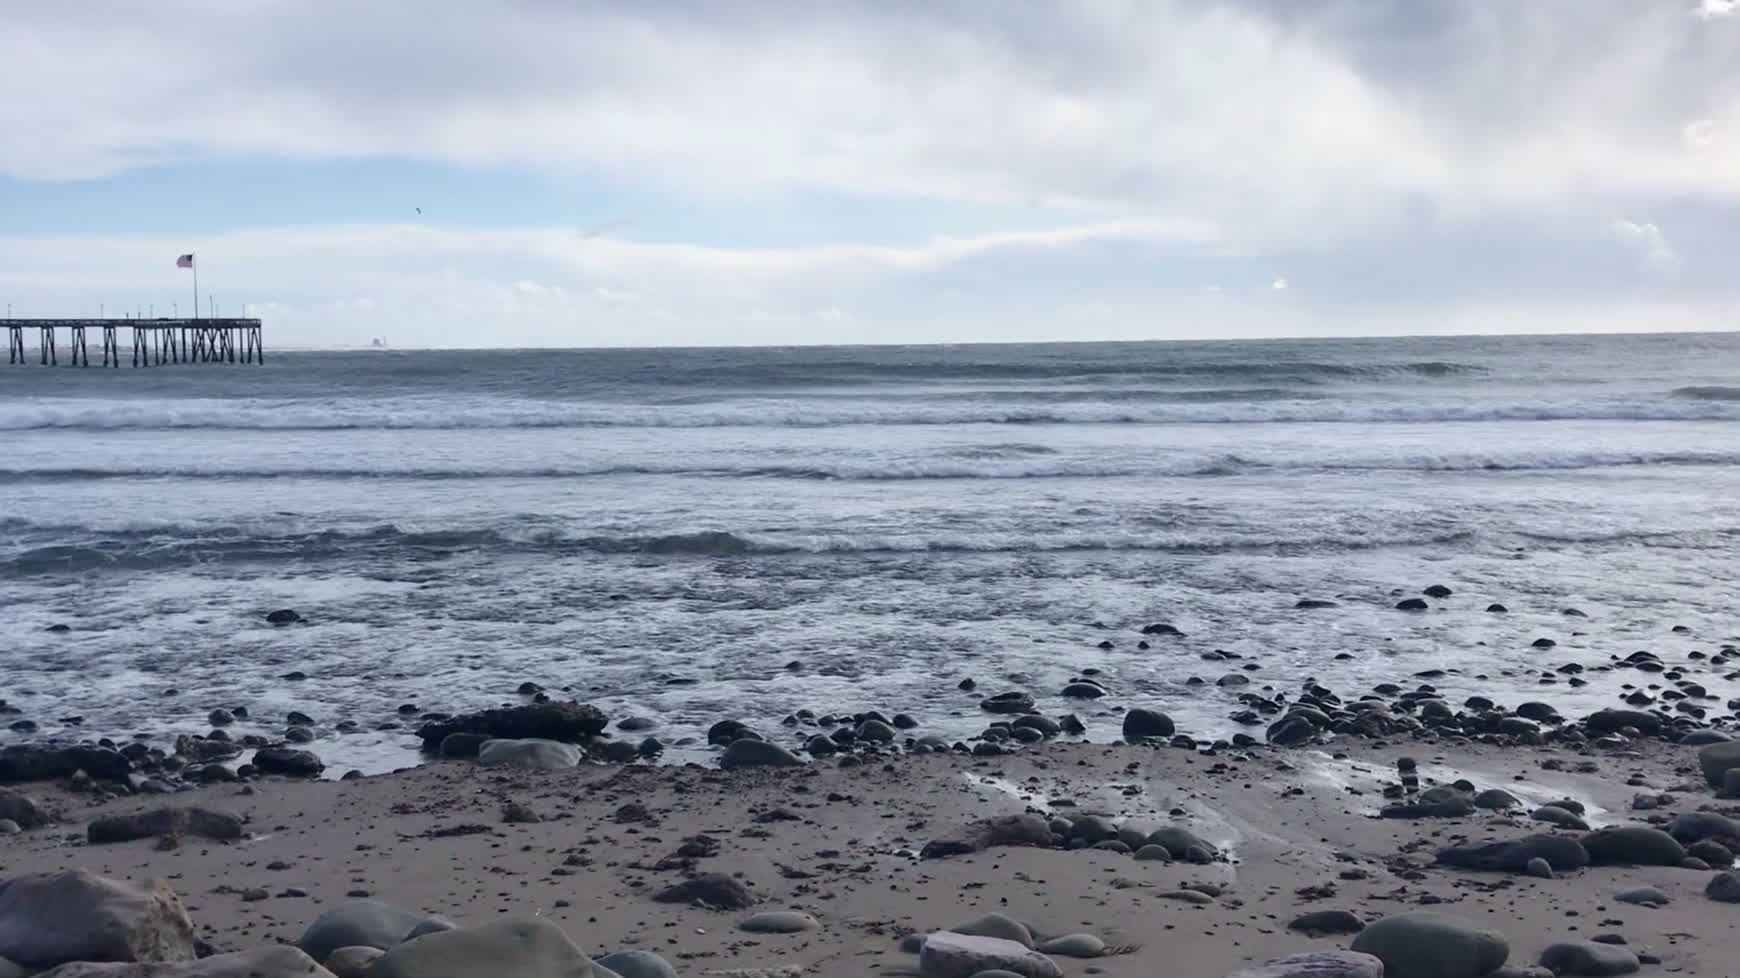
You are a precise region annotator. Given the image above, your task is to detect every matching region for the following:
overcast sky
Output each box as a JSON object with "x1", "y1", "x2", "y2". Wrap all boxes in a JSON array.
[{"x1": 2, "y1": 0, "x2": 1737, "y2": 347}]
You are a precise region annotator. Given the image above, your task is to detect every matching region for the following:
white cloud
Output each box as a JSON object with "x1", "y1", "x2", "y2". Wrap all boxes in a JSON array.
[
  {"x1": 1611, "y1": 219, "x2": 1680, "y2": 271},
  {"x1": 1271, "y1": 277, "x2": 1289, "y2": 291},
  {"x1": 1696, "y1": 0, "x2": 1739, "y2": 20}
]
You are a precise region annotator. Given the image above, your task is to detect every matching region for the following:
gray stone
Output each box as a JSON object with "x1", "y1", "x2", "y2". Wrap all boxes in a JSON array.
[
  {"x1": 1538, "y1": 941, "x2": 1640, "y2": 976},
  {"x1": 1147, "y1": 826, "x2": 1217, "y2": 861},
  {"x1": 737, "y1": 911, "x2": 818, "y2": 934},
  {"x1": 477, "y1": 738, "x2": 582, "y2": 770},
  {"x1": 321, "y1": 947, "x2": 383, "y2": 978},
  {"x1": 1133, "y1": 844, "x2": 1173, "y2": 861},
  {"x1": 1225, "y1": 951, "x2": 1385, "y2": 978},
  {"x1": 87, "y1": 807, "x2": 244, "y2": 844},
  {"x1": 1581, "y1": 826, "x2": 1686, "y2": 866},
  {"x1": 593, "y1": 950, "x2": 678, "y2": 978},
  {"x1": 1436, "y1": 834, "x2": 1590, "y2": 873},
  {"x1": 1708, "y1": 871, "x2": 1740, "y2": 903},
  {"x1": 1288, "y1": 910, "x2": 1365, "y2": 935},
  {"x1": 36, "y1": 946, "x2": 334, "y2": 978},
  {"x1": 0, "y1": 871, "x2": 196, "y2": 969},
  {"x1": 718, "y1": 739, "x2": 803, "y2": 770},
  {"x1": 296, "y1": 899, "x2": 454, "y2": 963},
  {"x1": 1531, "y1": 806, "x2": 1589, "y2": 831},
  {"x1": 1350, "y1": 911, "x2": 1509, "y2": 978},
  {"x1": 1034, "y1": 934, "x2": 1103, "y2": 958},
  {"x1": 918, "y1": 932, "x2": 1062, "y2": 978},
  {"x1": 950, "y1": 913, "x2": 1032, "y2": 948},
  {"x1": 1698, "y1": 740, "x2": 1740, "y2": 787},
  {"x1": 371, "y1": 917, "x2": 592, "y2": 978},
  {"x1": 1613, "y1": 886, "x2": 1669, "y2": 907},
  {"x1": 0, "y1": 788, "x2": 47, "y2": 829}
]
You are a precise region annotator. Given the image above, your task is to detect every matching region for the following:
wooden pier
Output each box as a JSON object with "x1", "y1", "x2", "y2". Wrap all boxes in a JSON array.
[{"x1": 5, "y1": 319, "x2": 264, "y2": 368}]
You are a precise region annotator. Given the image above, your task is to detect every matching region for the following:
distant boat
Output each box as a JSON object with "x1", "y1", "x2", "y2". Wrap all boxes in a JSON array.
[{"x1": 370, "y1": 337, "x2": 387, "y2": 349}]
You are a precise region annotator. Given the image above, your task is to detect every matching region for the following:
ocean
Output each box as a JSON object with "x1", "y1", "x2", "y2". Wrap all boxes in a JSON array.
[{"x1": 4, "y1": 332, "x2": 1740, "y2": 773}]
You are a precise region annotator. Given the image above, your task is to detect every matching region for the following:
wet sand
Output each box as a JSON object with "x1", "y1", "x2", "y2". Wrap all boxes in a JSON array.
[{"x1": 6, "y1": 740, "x2": 1738, "y2": 976}]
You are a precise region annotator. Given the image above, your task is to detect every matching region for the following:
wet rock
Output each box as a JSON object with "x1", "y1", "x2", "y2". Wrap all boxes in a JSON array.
[
  {"x1": 1141, "y1": 623, "x2": 1185, "y2": 636},
  {"x1": 1581, "y1": 826, "x2": 1686, "y2": 866},
  {"x1": 1267, "y1": 715, "x2": 1316, "y2": 746},
  {"x1": 265, "y1": 609, "x2": 301, "y2": 625},
  {"x1": 1708, "y1": 871, "x2": 1740, "y2": 903},
  {"x1": 297, "y1": 900, "x2": 454, "y2": 962},
  {"x1": 1396, "y1": 598, "x2": 1429, "y2": 611},
  {"x1": 1538, "y1": 941, "x2": 1640, "y2": 976},
  {"x1": 284, "y1": 726, "x2": 315, "y2": 744},
  {"x1": 438, "y1": 732, "x2": 489, "y2": 759},
  {"x1": 1436, "y1": 834, "x2": 1591, "y2": 873},
  {"x1": 1060, "y1": 683, "x2": 1104, "y2": 699},
  {"x1": 593, "y1": 949, "x2": 678, "y2": 978},
  {"x1": 1698, "y1": 740, "x2": 1740, "y2": 787},
  {"x1": 918, "y1": 932, "x2": 1062, "y2": 978},
  {"x1": 251, "y1": 746, "x2": 325, "y2": 778},
  {"x1": 370, "y1": 917, "x2": 590, "y2": 978},
  {"x1": 1289, "y1": 910, "x2": 1365, "y2": 935},
  {"x1": 476, "y1": 739, "x2": 580, "y2": 770},
  {"x1": 922, "y1": 814, "x2": 1053, "y2": 859},
  {"x1": 0, "y1": 870, "x2": 197, "y2": 968},
  {"x1": 415, "y1": 701, "x2": 608, "y2": 750},
  {"x1": 88, "y1": 808, "x2": 243, "y2": 844},
  {"x1": 737, "y1": 911, "x2": 818, "y2": 934},
  {"x1": 1122, "y1": 708, "x2": 1175, "y2": 740},
  {"x1": 980, "y1": 692, "x2": 1035, "y2": 715},
  {"x1": 1227, "y1": 951, "x2": 1385, "y2": 978},
  {"x1": 1295, "y1": 599, "x2": 1339, "y2": 609},
  {"x1": 1583, "y1": 710, "x2": 1662, "y2": 736},
  {"x1": 1350, "y1": 911, "x2": 1508, "y2": 978},
  {"x1": 705, "y1": 720, "x2": 754, "y2": 745},
  {"x1": 654, "y1": 874, "x2": 754, "y2": 910},
  {"x1": 719, "y1": 740, "x2": 803, "y2": 770},
  {"x1": 856, "y1": 719, "x2": 896, "y2": 743},
  {"x1": 0, "y1": 745, "x2": 131, "y2": 784}
]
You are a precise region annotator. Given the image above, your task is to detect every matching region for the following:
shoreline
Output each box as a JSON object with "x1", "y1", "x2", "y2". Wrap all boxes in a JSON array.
[{"x1": 4, "y1": 737, "x2": 1739, "y2": 977}]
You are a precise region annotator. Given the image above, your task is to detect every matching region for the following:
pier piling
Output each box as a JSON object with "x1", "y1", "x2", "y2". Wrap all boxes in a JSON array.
[{"x1": 4, "y1": 319, "x2": 263, "y2": 368}]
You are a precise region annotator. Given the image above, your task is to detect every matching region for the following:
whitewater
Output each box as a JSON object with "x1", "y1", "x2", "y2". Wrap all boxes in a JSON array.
[{"x1": 3, "y1": 332, "x2": 1739, "y2": 772}]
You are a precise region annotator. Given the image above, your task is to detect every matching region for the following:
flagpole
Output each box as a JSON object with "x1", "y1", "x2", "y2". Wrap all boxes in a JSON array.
[{"x1": 192, "y1": 254, "x2": 199, "y2": 321}]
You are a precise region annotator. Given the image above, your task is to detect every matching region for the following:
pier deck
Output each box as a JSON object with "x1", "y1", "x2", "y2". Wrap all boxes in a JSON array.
[{"x1": 5, "y1": 319, "x2": 264, "y2": 367}]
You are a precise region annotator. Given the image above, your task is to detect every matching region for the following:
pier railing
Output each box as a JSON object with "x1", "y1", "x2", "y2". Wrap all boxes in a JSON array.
[{"x1": 4, "y1": 319, "x2": 264, "y2": 367}]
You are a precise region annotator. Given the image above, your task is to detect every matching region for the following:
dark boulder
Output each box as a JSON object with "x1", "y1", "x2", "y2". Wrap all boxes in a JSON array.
[
  {"x1": 415, "y1": 701, "x2": 608, "y2": 750},
  {"x1": 654, "y1": 874, "x2": 754, "y2": 910},
  {"x1": 0, "y1": 745, "x2": 131, "y2": 784},
  {"x1": 1423, "y1": 585, "x2": 1453, "y2": 598},
  {"x1": 1583, "y1": 709, "x2": 1662, "y2": 736},
  {"x1": 718, "y1": 740, "x2": 803, "y2": 770},
  {"x1": 88, "y1": 807, "x2": 244, "y2": 844},
  {"x1": 1436, "y1": 834, "x2": 1591, "y2": 873},
  {"x1": 1122, "y1": 708, "x2": 1175, "y2": 740},
  {"x1": 252, "y1": 746, "x2": 324, "y2": 777},
  {"x1": 265, "y1": 609, "x2": 301, "y2": 625},
  {"x1": 1581, "y1": 826, "x2": 1687, "y2": 866},
  {"x1": 1668, "y1": 811, "x2": 1740, "y2": 845},
  {"x1": 1395, "y1": 598, "x2": 1429, "y2": 611},
  {"x1": 980, "y1": 692, "x2": 1036, "y2": 714}
]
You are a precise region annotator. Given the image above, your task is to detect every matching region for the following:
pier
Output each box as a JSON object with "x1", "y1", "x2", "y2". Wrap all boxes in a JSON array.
[{"x1": 5, "y1": 319, "x2": 264, "y2": 368}]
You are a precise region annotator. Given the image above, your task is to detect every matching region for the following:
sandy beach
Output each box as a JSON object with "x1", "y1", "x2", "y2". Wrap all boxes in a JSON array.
[{"x1": 4, "y1": 732, "x2": 1739, "y2": 977}]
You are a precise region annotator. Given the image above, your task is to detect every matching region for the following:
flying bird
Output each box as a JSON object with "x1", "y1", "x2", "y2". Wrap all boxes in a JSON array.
[{"x1": 416, "y1": 207, "x2": 422, "y2": 215}]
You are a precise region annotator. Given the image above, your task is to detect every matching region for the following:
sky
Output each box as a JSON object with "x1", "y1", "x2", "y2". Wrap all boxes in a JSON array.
[{"x1": 1, "y1": 0, "x2": 1738, "y2": 348}]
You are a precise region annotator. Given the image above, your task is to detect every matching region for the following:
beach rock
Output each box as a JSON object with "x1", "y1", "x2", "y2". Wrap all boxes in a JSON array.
[
  {"x1": 265, "y1": 609, "x2": 301, "y2": 625},
  {"x1": 1060, "y1": 683, "x2": 1104, "y2": 699},
  {"x1": 415, "y1": 701, "x2": 608, "y2": 749},
  {"x1": 1035, "y1": 934, "x2": 1104, "y2": 958},
  {"x1": 370, "y1": 917, "x2": 592, "y2": 978},
  {"x1": 88, "y1": 807, "x2": 244, "y2": 844},
  {"x1": 37, "y1": 946, "x2": 335, "y2": 977},
  {"x1": 0, "y1": 870, "x2": 196, "y2": 968},
  {"x1": 1267, "y1": 714, "x2": 1316, "y2": 746},
  {"x1": 922, "y1": 814, "x2": 1053, "y2": 859},
  {"x1": 1437, "y1": 834, "x2": 1591, "y2": 873},
  {"x1": 1668, "y1": 811, "x2": 1740, "y2": 844},
  {"x1": 1708, "y1": 871, "x2": 1740, "y2": 903},
  {"x1": 980, "y1": 692, "x2": 1035, "y2": 715},
  {"x1": 1680, "y1": 729, "x2": 1730, "y2": 746},
  {"x1": 1396, "y1": 598, "x2": 1429, "y2": 611},
  {"x1": 950, "y1": 913, "x2": 1033, "y2": 948},
  {"x1": 321, "y1": 947, "x2": 383, "y2": 978},
  {"x1": 705, "y1": 720, "x2": 753, "y2": 745},
  {"x1": 856, "y1": 719, "x2": 896, "y2": 743},
  {"x1": 0, "y1": 787, "x2": 47, "y2": 829},
  {"x1": 918, "y1": 932, "x2": 1062, "y2": 978},
  {"x1": 0, "y1": 745, "x2": 131, "y2": 784},
  {"x1": 1350, "y1": 911, "x2": 1508, "y2": 978},
  {"x1": 1134, "y1": 844, "x2": 1173, "y2": 861},
  {"x1": 718, "y1": 739, "x2": 803, "y2": 770},
  {"x1": 1581, "y1": 826, "x2": 1686, "y2": 866},
  {"x1": 1613, "y1": 886, "x2": 1668, "y2": 907},
  {"x1": 1475, "y1": 789, "x2": 1522, "y2": 810},
  {"x1": 1289, "y1": 910, "x2": 1365, "y2": 935},
  {"x1": 1147, "y1": 826, "x2": 1217, "y2": 861},
  {"x1": 592, "y1": 950, "x2": 676, "y2": 978},
  {"x1": 654, "y1": 874, "x2": 754, "y2": 909},
  {"x1": 1699, "y1": 741, "x2": 1740, "y2": 787},
  {"x1": 1689, "y1": 839, "x2": 1735, "y2": 867},
  {"x1": 1538, "y1": 941, "x2": 1640, "y2": 976},
  {"x1": 1583, "y1": 710, "x2": 1661, "y2": 736},
  {"x1": 1226, "y1": 951, "x2": 1385, "y2": 978},
  {"x1": 296, "y1": 899, "x2": 455, "y2": 962},
  {"x1": 737, "y1": 911, "x2": 817, "y2": 934},
  {"x1": 1122, "y1": 708, "x2": 1175, "y2": 740},
  {"x1": 1531, "y1": 805, "x2": 1589, "y2": 830},
  {"x1": 252, "y1": 746, "x2": 324, "y2": 777}
]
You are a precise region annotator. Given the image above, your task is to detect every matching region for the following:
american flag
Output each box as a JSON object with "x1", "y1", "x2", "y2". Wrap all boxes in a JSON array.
[{"x1": 176, "y1": 254, "x2": 194, "y2": 268}]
